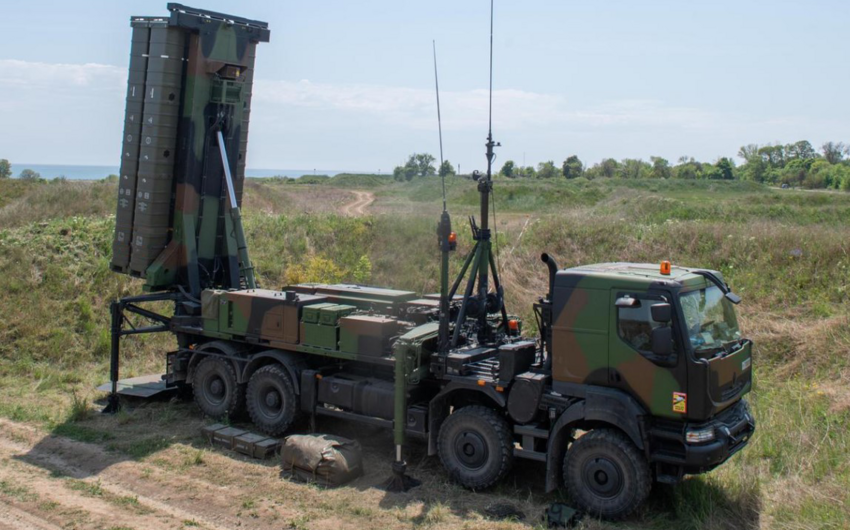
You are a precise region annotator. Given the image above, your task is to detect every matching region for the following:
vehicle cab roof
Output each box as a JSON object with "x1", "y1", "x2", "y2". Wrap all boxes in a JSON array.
[{"x1": 555, "y1": 262, "x2": 721, "y2": 291}]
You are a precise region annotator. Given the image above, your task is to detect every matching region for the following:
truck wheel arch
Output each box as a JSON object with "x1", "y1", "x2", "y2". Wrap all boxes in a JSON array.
[
  {"x1": 187, "y1": 341, "x2": 245, "y2": 385},
  {"x1": 545, "y1": 387, "x2": 648, "y2": 493},
  {"x1": 427, "y1": 383, "x2": 508, "y2": 456},
  {"x1": 242, "y1": 349, "x2": 308, "y2": 395}
]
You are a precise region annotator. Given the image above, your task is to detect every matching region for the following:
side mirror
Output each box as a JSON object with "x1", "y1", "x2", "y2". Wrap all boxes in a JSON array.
[
  {"x1": 650, "y1": 302, "x2": 672, "y2": 323},
  {"x1": 725, "y1": 292, "x2": 742, "y2": 305},
  {"x1": 651, "y1": 326, "x2": 673, "y2": 356}
]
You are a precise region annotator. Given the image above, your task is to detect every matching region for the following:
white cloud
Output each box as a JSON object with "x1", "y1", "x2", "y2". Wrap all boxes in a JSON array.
[
  {"x1": 0, "y1": 59, "x2": 125, "y2": 91},
  {"x1": 252, "y1": 78, "x2": 724, "y2": 133},
  {"x1": 0, "y1": 58, "x2": 722, "y2": 134}
]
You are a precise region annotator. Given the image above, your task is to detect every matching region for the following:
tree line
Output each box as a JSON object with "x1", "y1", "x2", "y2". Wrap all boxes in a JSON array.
[
  {"x1": 393, "y1": 140, "x2": 850, "y2": 190},
  {"x1": 0, "y1": 159, "x2": 42, "y2": 181}
]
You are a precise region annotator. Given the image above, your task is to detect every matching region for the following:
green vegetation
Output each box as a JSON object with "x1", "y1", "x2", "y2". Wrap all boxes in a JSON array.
[
  {"x1": 393, "y1": 152, "x2": 437, "y2": 180},
  {"x1": 18, "y1": 168, "x2": 42, "y2": 181},
  {"x1": 488, "y1": 139, "x2": 850, "y2": 190},
  {"x1": 0, "y1": 176, "x2": 847, "y2": 528}
]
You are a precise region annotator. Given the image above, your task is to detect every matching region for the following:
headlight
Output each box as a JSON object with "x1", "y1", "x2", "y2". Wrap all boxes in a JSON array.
[{"x1": 686, "y1": 426, "x2": 716, "y2": 444}]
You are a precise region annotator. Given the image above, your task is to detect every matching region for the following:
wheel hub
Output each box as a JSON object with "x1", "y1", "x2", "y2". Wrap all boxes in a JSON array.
[
  {"x1": 454, "y1": 431, "x2": 489, "y2": 470},
  {"x1": 583, "y1": 457, "x2": 623, "y2": 498},
  {"x1": 264, "y1": 390, "x2": 281, "y2": 409},
  {"x1": 208, "y1": 377, "x2": 225, "y2": 399}
]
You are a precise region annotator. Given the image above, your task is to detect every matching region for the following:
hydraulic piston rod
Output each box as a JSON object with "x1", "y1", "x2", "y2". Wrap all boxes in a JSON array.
[{"x1": 216, "y1": 129, "x2": 256, "y2": 289}]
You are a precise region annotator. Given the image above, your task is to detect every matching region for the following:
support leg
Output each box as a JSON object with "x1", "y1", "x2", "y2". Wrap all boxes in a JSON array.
[
  {"x1": 382, "y1": 345, "x2": 420, "y2": 492},
  {"x1": 103, "y1": 301, "x2": 122, "y2": 414}
]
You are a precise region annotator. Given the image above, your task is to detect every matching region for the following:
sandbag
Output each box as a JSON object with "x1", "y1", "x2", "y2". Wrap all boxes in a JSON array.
[{"x1": 281, "y1": 434, "x2": 363, "y2": 487}]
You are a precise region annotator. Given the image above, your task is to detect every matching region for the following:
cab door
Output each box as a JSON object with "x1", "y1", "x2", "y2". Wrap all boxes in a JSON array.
[{"x1": 607, "y1": 289, "x2": 688, "y2": 419}]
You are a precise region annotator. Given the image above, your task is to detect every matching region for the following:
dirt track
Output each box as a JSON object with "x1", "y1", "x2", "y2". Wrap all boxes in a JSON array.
[
  {"x1": 341, "y1": 191, "x2": 374, "y2": 216},
  {"x1": 0, "y1": 418, "x2": 244, "y2": 530},
  {"x1": 0, "y1": 414, "x2": 552, "y2": 530}
]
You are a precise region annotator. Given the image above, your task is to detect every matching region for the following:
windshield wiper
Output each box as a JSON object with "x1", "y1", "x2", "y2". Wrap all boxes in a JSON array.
[{"x1": 691, "y1": 269, "x2": 742, "y2": 304}]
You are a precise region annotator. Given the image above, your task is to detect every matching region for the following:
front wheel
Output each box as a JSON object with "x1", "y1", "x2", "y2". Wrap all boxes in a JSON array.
[
  {"x1": 563, "y1": 428, "x2": 651, "y2": 520},
  {"x1": 437, "y1": 406, "x2": 514, "y2": 490}
]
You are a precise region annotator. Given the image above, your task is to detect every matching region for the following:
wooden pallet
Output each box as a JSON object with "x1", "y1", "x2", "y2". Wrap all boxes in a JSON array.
[{"x1": 201, "y1": 424, "x2": 281, "y2": 459}]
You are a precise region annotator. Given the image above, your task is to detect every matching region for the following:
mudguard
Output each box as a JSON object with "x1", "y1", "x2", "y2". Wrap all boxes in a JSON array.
[
  {"x1": 242, "y1": 349, "x2": 308, "y2": 393},
  {"x1": 187, "y1": 340, "x2": 246, "y2": 384},
  {"x1": 545, "y1": 386, "x2": 647, "y2": 492},
  {"x1": 427, "y1": 381, "x2": 507, "y2": 456}
]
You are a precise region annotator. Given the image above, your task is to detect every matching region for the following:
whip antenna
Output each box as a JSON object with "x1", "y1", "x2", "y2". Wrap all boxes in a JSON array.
[
  {"x1": 433, "y1": 40, "x2": 446, "y2": 211},
  {"x1": 488, "y1": 0, "x2": 494, "y2": 147}
]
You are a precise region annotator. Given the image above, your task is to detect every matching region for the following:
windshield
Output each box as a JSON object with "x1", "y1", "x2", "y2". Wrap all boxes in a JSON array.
[{"x1": 679, "y1": 286, "x2": 741, "y2": 356}]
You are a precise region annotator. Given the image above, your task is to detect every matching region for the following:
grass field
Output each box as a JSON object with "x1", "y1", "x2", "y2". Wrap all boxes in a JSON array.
[{"x1": 0, "y1": 175, "x2": 848, "y2": 529}]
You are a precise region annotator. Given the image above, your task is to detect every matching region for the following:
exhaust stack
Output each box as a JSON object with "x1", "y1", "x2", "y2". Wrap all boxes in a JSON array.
[{"x1": 541, "y1": 253, "x2": 558, "y2": 302}]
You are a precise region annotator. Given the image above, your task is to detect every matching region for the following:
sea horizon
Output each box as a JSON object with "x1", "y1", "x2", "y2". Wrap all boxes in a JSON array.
[{"x1": 5, "y1": 163, "x2": 363, "y2": 180}]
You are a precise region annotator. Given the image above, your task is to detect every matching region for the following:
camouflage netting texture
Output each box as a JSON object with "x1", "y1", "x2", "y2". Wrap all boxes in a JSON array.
[{"x1": 280, "y1": 434, "x2": 363, "y2": 487}]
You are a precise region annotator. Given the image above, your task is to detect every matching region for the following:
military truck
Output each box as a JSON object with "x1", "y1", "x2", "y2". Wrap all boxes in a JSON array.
[{"x1": 105, "y1": 4, "x2": 755, "y2": 519}]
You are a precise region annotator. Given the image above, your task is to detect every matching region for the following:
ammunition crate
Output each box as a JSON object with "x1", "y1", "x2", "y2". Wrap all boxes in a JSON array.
[
  {"x1": 302, "y1": 303, "x2": 338, "y2": 325},
  {"x1": 318, "y1": 304, "x2": 357, "y2": 326},
  {"x1": 338, "y1": 315, "x2": 400, "y2": 356},
  {"x1": 301, "y1": 322, "x2": 339, "y2": 350}
]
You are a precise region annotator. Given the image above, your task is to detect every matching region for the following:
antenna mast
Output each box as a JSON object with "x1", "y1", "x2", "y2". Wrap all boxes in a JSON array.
[
  {"x1": 446, "y1": 0, "x2": 509, "y2": 348},
  {"x1": 434, "y1": 40, "x2": 446, "y2": 212},
  {"x1": 434, "y1": 40, "x2": 454, "y2": 354}
]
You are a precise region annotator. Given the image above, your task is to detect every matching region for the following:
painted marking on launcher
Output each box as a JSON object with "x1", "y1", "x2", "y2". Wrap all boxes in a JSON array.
[
  {"x1": 742, "y1": 358, "x2": 751, "y2": 370},
  {"x1": 672, "y1": 392, "x2": 687, "y2": 414}
]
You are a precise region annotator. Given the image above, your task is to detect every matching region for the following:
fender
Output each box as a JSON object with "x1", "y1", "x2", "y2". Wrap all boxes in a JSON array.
[
  {"x1": 187, "y1": 340, "x2": 246, "y2": 384},
  {"x1": 242, "y1": 349, "x2": 308, "y2": 394},
  {"x1": 544, "y1": 386, "x2": 648, "y2": 492},
  {"x1": 427, "y1": 381, "x2": 507, "y2": 456}
]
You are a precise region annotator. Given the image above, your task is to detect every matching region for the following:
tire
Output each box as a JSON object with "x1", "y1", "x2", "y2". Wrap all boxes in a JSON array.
[
  {"x1": 192, "y1": 356, "x2": 244, "y2": 420},
  {"x1": 437, "y1": 405, "x2": 514, "y2": 490},
  {"x1": 563, "y1": 428, "x2": 651, "y2": 520},
  {"x1": 246, "y1": 364, "x2": 300, "y2": 436}
]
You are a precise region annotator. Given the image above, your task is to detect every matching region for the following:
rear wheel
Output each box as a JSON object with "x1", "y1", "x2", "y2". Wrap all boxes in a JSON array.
[
  {"x1": 192, "y1": 357, "x2": 244, "y2": 420},
  {"x1": 437, "y1": 406, "x2": 514, "y2": 490},
  {"x1": 246, "y1": 365, "x2": 300, "y2": 436},
  {"x1": 563, "y1": 428, "x2": 650, "y2": 520}
]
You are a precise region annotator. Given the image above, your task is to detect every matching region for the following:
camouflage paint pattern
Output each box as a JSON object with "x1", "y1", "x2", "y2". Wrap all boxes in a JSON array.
[
  {"x1": 111, "y1": 4, "x2": 269, "y2": 295},
  {"x1": 338, "y1": 315, "x2": 401, "y2": 356},
  {"x1": 550, "y1": 263, "x2": 751, "y2": 422}
]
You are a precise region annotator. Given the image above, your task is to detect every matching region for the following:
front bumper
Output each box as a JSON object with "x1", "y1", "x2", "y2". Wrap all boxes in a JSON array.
[{"x1": 650, "y1": 399, "x2": 755, "y2": 474}]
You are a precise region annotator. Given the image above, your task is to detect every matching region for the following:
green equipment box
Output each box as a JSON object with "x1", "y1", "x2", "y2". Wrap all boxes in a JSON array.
[
  {"x1": 302, "y1": 303, "x2": 338, "y2": 324},
  {"x1": 318, "y1": 304, "x2": 357, "y2": 326},
  {"x1": 338, "y1": 315, "x2": 400, "y2": 356},
  {"x1": 301, "y1": 322, "x2": 339, "y2": 350}
]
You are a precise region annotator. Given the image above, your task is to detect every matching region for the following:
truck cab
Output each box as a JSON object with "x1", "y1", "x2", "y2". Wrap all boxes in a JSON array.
[{"x1": 537, "y1": 261, "x2": 755, "y2": 517}]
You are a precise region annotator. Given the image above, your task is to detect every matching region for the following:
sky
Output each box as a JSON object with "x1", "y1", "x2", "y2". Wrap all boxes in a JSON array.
[{"x1": 0, "y1": 0, "x2": 848, "y2": 172}]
